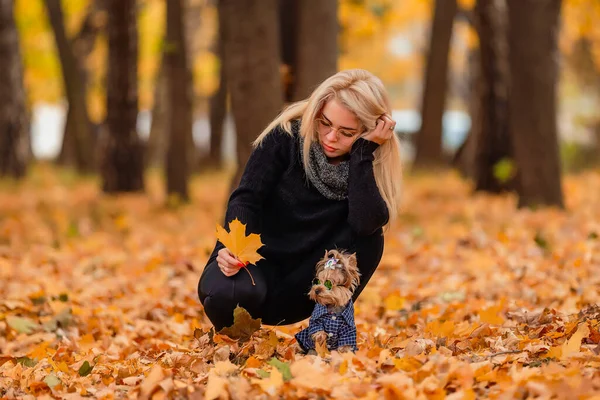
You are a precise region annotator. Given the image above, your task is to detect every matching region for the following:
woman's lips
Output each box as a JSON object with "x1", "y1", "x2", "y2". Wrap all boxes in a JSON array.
[{"x1": 322, "y1": 143, "x2": 336, "y2": 152}]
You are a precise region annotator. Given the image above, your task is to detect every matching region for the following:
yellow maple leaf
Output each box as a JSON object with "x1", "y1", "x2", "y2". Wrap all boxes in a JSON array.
[
  {"x1": 216, "y1": 218, "x2": 264, "y2": 265},
  {"x1": 561, "y1": 323, "x2": 590, "y2": 359}
]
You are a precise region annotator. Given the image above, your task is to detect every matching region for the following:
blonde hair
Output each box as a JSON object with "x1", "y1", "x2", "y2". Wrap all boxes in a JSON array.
[{"x1": 253, "y1": 69, "x2": 402, "y2": 225}]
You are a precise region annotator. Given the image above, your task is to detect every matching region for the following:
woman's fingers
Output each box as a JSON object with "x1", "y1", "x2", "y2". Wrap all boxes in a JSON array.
[{"x1": 217, "y1": 248, "x2": 243, "y2": 276}]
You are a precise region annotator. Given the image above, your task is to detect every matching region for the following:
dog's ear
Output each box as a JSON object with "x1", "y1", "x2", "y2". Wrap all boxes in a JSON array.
[
  {"x1": 349, "y1": 253, "x2": 357, "y2": 269},
  {"x1": 345, "y1": 253, "x2": 360, "y2": 290}
]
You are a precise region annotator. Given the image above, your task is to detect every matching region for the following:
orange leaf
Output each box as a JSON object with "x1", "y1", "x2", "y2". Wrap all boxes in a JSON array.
[
  {"x1": 216, "y1": 218, "x2": 264, "y2": 265},
  {"x1": 561, "y1": 323, "x2": 590, "y2": 359}
]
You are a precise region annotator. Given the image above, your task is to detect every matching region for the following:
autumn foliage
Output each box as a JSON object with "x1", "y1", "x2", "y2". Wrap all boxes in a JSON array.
[{"x1": 1, "y1": 167, "x2": 600, "y2": 398}]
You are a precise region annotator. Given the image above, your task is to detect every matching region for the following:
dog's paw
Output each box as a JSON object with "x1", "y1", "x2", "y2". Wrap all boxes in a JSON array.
[
  {"x1": 337, "y1": 345, "x2": 354, "y2": 353},
  {"x1": 312, "y1": 331, "x2": 328, "y2": 346}
]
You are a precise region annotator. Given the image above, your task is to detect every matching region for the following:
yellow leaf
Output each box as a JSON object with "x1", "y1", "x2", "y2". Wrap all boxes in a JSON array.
[
  {"x1": 561, "y1": 323, "x2": 590, "y2": 359},
  {"x1": 139, "y1": 364, "x2": 165, "y2": 400},
  {"x1": 338, "y1": 360, "x2": 348, "y2": 375},
  {"x1": 393, "y1": 356, "x2": 423, "y2": 372},
  {"x1": 205, "y1": 375, "x2": 228, "y2": 400},
  {"x1": 384, "y1": 294, "x2": 405, "y2": 311},
  {"x1": 479, "y1": 305, "x2": 504, "y2": 325},
  {"x1": 425, "y1": 320, "x2": 456, "y2": 338},
  {"x1": 216, "y1": 218, "x2": 264, "y2": 265},
  {"x1": 545, "y1": 345, "x2": 562, "y2": 359},
  {"x1": 28, "y1": 341, "x2": 50, "y2": 360},
  {"x1": 253, "y1": 368, "x2": 283, "y2": 396}
]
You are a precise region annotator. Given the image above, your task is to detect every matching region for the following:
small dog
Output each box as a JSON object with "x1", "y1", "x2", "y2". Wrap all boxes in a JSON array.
[{"x1": 295, "y1": 249, "x2": 361, "y2": 353}]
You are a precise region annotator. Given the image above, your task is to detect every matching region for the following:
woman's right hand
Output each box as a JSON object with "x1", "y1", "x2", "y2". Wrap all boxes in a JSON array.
[{"x1": 217, "y1": 247, "x2": 244, "y2": 277}]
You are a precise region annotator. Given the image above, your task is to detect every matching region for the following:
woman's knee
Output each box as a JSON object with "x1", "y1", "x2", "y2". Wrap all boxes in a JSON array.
[{"x1": 198, "y1": 261, "x2": 267, "y2": 328}]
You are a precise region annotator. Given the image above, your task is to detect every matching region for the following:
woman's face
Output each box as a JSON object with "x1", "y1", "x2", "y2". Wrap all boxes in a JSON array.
[{"x1": 316, "y1": 98, "x2": 362, "y2": 161}]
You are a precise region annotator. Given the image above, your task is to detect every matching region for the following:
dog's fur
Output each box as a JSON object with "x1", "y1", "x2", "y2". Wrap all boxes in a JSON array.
[{"x1": 308, "y1": 249, "x2": 360, "y2": 353}]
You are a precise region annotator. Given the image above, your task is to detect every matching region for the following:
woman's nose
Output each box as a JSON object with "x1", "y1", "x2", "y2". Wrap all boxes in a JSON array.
[{"x1": 325, "y1": 128, "x2": 338, "y2": 141}]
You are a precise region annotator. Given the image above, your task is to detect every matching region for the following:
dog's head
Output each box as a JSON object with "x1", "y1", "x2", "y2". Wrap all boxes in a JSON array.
[{"x1": 308, "y1": 249, "x2": 361, "y2": 307}]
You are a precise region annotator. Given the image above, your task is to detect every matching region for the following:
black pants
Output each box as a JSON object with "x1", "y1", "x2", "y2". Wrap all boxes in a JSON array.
[{"x1": 197, "y1": 235, "x2": 384, "y2": 330}]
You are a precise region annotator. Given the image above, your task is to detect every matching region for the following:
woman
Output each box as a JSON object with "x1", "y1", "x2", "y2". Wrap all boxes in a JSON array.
[{"x1": 198, "y1": 69, "x2": 402, "y2": 330}]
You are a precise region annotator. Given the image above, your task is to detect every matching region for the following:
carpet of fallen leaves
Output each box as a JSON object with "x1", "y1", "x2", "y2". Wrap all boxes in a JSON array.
[{"x1": 1, "y1": 165, "x2": 600, "y2": 399}]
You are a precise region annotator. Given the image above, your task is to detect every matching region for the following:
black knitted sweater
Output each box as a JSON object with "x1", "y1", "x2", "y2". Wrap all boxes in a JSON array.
[{"x1": 208, "y1": 121, "x2": 389, "y2": 268}]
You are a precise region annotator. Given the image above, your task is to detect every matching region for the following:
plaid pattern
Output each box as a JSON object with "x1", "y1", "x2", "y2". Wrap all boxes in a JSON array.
[{"x1": 295, "y1": 300, "x2": 358, "y2": 352}]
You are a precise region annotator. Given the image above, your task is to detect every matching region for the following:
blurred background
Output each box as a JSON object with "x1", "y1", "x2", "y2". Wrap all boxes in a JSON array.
[{"x1": 1, "y1": 0, "x2": 599, "y2": 207}]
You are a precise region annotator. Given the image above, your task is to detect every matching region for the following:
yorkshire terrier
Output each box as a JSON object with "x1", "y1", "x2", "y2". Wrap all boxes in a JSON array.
[{"x1": 295, "y1": 249, "x2": 361, "y2": 353}]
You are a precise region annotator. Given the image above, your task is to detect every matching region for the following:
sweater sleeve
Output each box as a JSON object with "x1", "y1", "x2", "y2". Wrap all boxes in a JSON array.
[
  {"x1": 207, "y1": 127, "x2": 292, "y2": 261},
  {"x1": 347, "y1": 138, "x2": 389, "y2": 235}
]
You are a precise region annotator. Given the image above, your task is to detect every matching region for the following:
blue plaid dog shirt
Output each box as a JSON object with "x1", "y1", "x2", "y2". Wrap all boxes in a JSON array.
[{"x1": 295, "y1": 300, "x2": 358, "y2": 352}]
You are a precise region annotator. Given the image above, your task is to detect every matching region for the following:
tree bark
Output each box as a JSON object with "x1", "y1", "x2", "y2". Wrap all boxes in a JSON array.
[
  {"x1": 414, "y1": 0, "x2": 457, "y2": 168},
  {"x1": 471, "y1": 0, "x2": 513, "y2": 192},
  {"x1": 0, "y1": 0, "x2": 29, "y2": 178},
  {"x1": 165, "y1": 0, "x2": 194, "y2": 200},
  {"x1": 279, "y1": 0, "x2": 298, "y2": 102},
  {"x1": 219, "y1": 0, "x2": 284, "y2": 190},
  {"x1": 44, "y1": 0, "x2": 94, "y2": 171},
  {"x1": 206, "y1": 24, "x2": 226, "y2": 169},
  {"x1": 147, "y1": 57, "x2": 168, "y2": 168},
  {"x1": 507, "y1": 0, "x2": 563, "y2": 208},
  {"x1": 101, "y1": 0, "x2": 144, "y2": 193},
  {"x1": 292, "y1": 0, "x2": 337, "y2": 101}
]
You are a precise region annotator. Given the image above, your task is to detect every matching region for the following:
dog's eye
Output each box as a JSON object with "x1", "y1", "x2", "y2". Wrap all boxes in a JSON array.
[
  {"x1": 324, "y1": 280, "x2": 333, "y2": 290},
  {"x1": 312, "y1": 278, "x2": 320, "y2": 286}
]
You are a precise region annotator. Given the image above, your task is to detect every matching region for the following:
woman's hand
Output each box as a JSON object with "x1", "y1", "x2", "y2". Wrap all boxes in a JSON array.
[
  {"x1": 217, "y1": 247, "x2": 245, "y2": 277},
  {"x1": 361, "y1": 114, "x2": 396, "y2": 145}
]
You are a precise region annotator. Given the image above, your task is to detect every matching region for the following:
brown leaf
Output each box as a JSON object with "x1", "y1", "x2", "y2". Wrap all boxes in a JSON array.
[{"x1": 218, "y1": 306, "x2": 261, "y2": 342}]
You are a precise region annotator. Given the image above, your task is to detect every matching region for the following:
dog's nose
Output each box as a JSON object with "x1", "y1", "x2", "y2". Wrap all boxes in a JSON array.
[{"x1": 315, "y1": 288, "x2": 323, "y2": 295}]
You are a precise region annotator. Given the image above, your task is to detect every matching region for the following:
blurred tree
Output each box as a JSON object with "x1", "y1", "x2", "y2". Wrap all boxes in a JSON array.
[
  {"x1": 470, "y1": 0, "x2": 513, "y2": 192},
  {"x1": 414, "y1": 0, "x2": 457, "y2": 168},
  {"x1": 59, "y1": 0, "x2": 107, "y2": 166},
  {"x1": 44, "y1": 0, "x2": 94, "y2": 171},
  {"x1": 289, "y1": 0, "x2": 338, "y2": 101},
  {"x1": 148, "y1": 0, "x2": 201, "y2": 171},
  {"x1": 0, "y1": 0, "x2": 30, "y2": 178},
  {"x1": 101, "y1": 0, "x2": 144, "y2": 193},
  {"x1": 279, "y1": 0, "x2": 297, "y2": 102},
  {"x1": 205, "y1": 13, "x2": 226, "y2": 169},
  {"x1": 219, "y1": 0, "x2": 283, "y2": 190},
  {"x1": 147, "y1": 55, "x2": 168, "y2": 168},
  {"x1": 165, "y1": 0, "x2": 193, "y2": 201},
  {"x1": 507, "y1": 0, "x2": 563, "y2": 208}
]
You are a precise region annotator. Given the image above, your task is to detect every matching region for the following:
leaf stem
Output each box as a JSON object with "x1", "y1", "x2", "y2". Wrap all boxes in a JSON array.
[{"x1": 242, "y1": 266, "x2": 256, "y2": 285}]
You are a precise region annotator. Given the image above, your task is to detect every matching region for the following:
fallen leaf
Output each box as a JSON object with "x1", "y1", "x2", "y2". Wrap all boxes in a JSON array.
[
  {"x1": 6, "y1": 316, "x2": 38, "y2": 334},
  {"x1": 561, "y1": 323, "x2": 590, "y2": 359},
  {"x1": 268, "y1": 358, "x2": 292, "y2": 382},
  {"x1": 218, "y1": 306, "x2": 261, "y2": 341}
]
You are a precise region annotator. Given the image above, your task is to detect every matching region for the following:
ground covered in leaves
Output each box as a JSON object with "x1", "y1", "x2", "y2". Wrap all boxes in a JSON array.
[{"x1": 1, "y1": 166, "x2": 600, "y2": 399}]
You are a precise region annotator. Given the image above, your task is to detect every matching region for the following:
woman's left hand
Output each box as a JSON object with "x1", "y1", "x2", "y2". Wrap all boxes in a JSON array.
[{"x1": 361, "y1": 114, "x2": 396, "y2": 145}]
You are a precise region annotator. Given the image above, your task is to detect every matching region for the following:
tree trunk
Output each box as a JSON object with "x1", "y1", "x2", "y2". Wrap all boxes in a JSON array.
[
  {"x1": 147, "y1": 57, "x2": 168, "y2": 168},
  {"x1": 292, "y1": 0, "x2": 337, "y2": 101},
  {"x1": 165, "y1": 0, "x2": 193, "y2": 200},
  {"x1": 0, "y1": 0, "x2": 29, "y2": 178},
  {"x1": 471, "y1": 0, "x2": 513, "y2": 192},
  {"x1": 206, "y1": 26, "x2": 226, "y2": 169},
  {"x1": 507, "y1": 0, "x2": 563, "y2": 208},
  {"x1": 219, "y1": 0, "x2": 284, "y2": 190},
  {"x1": 279, "y1": 0, "x2": 298, "y2": 102},
  {"x1": 101, "y1": 0, "x2": 144, "y2": 193},
  {"x1": 414, "y1": 0, "x2": 457, "y2": 168},
  {"x1": 44, "y1": 0, "x2": 94, "y2": 171}
]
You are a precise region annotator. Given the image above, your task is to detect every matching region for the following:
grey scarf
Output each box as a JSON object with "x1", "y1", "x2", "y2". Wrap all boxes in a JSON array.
[{"x1": 300, "y1": 137, "x2": 349, "y2": 200}]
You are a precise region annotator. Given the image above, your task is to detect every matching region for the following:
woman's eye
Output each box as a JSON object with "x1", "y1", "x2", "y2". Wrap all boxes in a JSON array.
[{"x1": 340, "y1": 131, "x2": 354, "y2": 138}]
